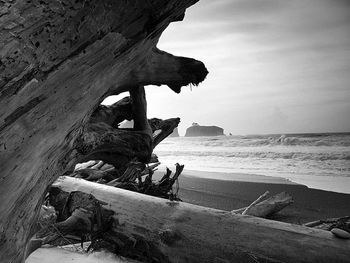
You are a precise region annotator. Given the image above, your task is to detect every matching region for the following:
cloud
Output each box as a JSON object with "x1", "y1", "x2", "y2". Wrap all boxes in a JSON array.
[{"x1": 152, "y1": 0, "x2": 350, "y2": 134}]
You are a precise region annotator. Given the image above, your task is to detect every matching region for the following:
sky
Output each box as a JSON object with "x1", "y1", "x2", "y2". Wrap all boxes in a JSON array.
[{"x1": 106, "y1": 0, "x2": 350, "y2": 136}]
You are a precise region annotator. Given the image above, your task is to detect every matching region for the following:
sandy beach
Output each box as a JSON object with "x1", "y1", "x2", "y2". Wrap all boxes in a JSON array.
[{"x1": 155, "y1": 169, "x2": 350, "y2": 224}]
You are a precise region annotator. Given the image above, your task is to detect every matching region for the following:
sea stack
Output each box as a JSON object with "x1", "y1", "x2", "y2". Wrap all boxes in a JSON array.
[{"x1": 185, "y1": 123, "x2": 224, "y2": 137}]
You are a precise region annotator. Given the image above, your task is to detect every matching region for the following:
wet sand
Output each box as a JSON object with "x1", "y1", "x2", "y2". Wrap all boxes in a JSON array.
[{"x1": 155, "y1": 169, "x2": 350, "y2": 224}]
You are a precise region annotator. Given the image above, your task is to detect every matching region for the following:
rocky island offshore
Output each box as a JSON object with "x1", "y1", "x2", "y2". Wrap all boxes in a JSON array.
[{"x1": 185, "y1": 123, "x2": 224, "y2": 137}]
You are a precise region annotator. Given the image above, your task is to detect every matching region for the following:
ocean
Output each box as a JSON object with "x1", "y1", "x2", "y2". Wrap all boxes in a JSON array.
[{"x1": 154, "y1": 133, "x2": 350, "y2": 194}]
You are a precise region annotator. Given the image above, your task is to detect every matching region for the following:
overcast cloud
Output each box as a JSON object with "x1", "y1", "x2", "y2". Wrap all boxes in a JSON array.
[{"x1": 124, "y1": 0, "x2": 350, "y2": 135}]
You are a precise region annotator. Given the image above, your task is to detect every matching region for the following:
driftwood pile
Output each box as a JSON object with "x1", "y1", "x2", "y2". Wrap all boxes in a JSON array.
[
  {"x1": 25, "y1": 89, "x2": 349, "y2": 262},
  {"x1": 66, "y1": 90, "x2": 184, "y2": 201},
  {"x1": 27, "y1": 88, "x2": 349, "y2": 262},
  {"x1": 72, "y1": 160, "x2": 183, "y2": 200},
  {"x1": 26, "y1": 86, "x2": 299, "y2": 262},
  {"x1": 27, "y1": 86, "x2": 186, "y2": 261},
  {"x1": 29, "y1": 176, "x2": 350, "y2": 263},
  {"x1": 27, "y1": 89, "x2": 349, "y2": 263}
]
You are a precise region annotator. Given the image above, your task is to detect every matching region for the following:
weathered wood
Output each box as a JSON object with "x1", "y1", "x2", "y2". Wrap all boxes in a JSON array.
[
  {"x1": 71, "y1": 91, "x2": 180, "y2": 171},
  {"x1": 90, "y1": 97, "x2": 133, "y2": 128},
  {"x1": 304, "y1": 216, "x2": 350, "y2": 232},
  {"x1": 149, "y1": 117, "x2": 181, "y2": 147},
  {"x1": 51, "y1": 176, "x2": 350, "y2": 263},
  {"x1": 71, "y1": 161, "x2": 183, "y2": 200},
  {"x1": 126, "y1": 48, "x2": 208, "y2": 93},
  {"x1": 242, "y1": 191, "x2": 270, "y2": 215},
  {"x1": 232, "y1": 191, "x2": 294, "y2": 218},
  {"x1": 0, "y1": 1, "x2": 207, "y2": 262},
  {"x1": 73, "y1": 86, "x2": 153, "y2": 169}
]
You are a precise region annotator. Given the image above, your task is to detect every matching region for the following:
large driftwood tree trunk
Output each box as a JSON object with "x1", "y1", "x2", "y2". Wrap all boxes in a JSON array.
[
  {"x1": 49, "y1": 176, "x2": 350, "y2": 263},
  {"x1": 0, "y1": 1, "x2": 207, "y2": 262}
]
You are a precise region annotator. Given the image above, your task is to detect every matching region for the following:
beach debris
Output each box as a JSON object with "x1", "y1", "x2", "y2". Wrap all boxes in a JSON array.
[
  {"x1": 36, "y1": 176, "x2": 350, "y2": 263},
  {"x1": 74, "y1": 160, "x2": 98, "y2": 171},
  {"x1": 242, "y1": 191, "x2": 270, "y2": 215},
  {"x1": 231, "y1": 191, "x2": 294, "y2": 218},
  {"x1": 71, "y1": 90, "x2": 180, "y2": 171},
  {"x1": 71, "y1": 161, "x2": 183, "y2": 200},
  {"x1": 331, "y1": 228, "x2": 350, "y2": 239},
  {"x1": 304, "y1": 216, "x2": 350, "y2": 234},
  {"x1": 64, "y1": 88, "x2": 183, "y2": 200}
]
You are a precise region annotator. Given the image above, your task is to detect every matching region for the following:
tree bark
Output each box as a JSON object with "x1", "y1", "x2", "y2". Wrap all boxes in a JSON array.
[
  {"x1": 49, "y1": 176, "x2": 350, "y2": 263},
  {"x1": 0, "y1": 1, "x2": 207, "y2": 262}
]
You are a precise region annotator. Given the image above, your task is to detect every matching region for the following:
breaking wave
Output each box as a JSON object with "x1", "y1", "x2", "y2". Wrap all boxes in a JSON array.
[
  {"x1": 159, "y1": 150, "x2": 350, "y2": 161},
  {"x1": 155, "y1": 133, "x2": 350, "y2": 178},
  {"x1": 198, "y1": 134, "x2": 350, "y2": 147}
]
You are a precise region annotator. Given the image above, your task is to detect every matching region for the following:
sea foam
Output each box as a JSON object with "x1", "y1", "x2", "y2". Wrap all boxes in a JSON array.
[{"x1": 155, "y1": 133, "x2": 350, "y2": 193}]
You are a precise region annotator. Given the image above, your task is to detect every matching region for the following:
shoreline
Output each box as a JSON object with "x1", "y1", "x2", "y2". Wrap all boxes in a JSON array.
[
  {"x1": 154, "y1": 168, "x2": 350, "y2": 224},
  {"x1": 185, "y1": 168, "x2": 350, "y2": 194},
  {"x1": 156, "y1": 164, "x2": 350, "y2": 194},
  {"x1": 183, "y1": 169, "x2": 298, "y2": 185}
]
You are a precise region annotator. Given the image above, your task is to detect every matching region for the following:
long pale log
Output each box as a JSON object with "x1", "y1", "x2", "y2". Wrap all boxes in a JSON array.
[
  {"x1": 52, "y1": 176, "x2": 350, "y2": 263},
  {"x1": 0, "y1": 1, "x2": 206, "y2": 262}
]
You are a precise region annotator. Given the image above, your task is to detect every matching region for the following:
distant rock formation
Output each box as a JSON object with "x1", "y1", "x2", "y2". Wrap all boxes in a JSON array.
[
  {"x1": 169, "y1": 127, "x2": 180, "y2": 137},
  {"x1": 185, "y1": 123, "x2": 224, "y2": 137}
]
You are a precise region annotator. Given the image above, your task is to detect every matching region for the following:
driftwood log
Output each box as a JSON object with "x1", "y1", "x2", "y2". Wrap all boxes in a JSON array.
[
  {"x1": 0, "y1": 1, "x2": 208, "y2": 262},
  {"x1": 65, "y1": 86, "x2": 182, "y2": 199},
  {"x1": 232, "y1": 191, "x2": 294, "y2": 218},
  {"x1": 45, "y1": 176, "x2": 350, "y2": 263},
  {"x1": 304, "y1": 216, "x2": 350, "y2": 232},
  {"x1": 70, "y1": 94, "x2": 181, "y2": 171},
  {"x1": 71, "y1": 85, "x2": 154, "y2": 171}
]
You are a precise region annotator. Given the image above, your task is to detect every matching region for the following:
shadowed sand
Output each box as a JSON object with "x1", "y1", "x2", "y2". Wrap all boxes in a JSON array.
[{"x1": 155, "y1": 169, "x2": 350, "y2": 224}]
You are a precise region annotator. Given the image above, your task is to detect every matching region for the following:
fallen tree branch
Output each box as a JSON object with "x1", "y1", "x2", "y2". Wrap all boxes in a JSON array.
[
  {"x1": 232, "y1": 192, "x2": 294, "y2": 218},
  {"x1": 242, "y1": 191, "x2": 270, "y2": 215},
  {"x1": 46, "y1": 176, "x2": 350, "y2": 263},
  {"x1": 304, "y1": 216, "x2": 350, "y2": 231}
]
